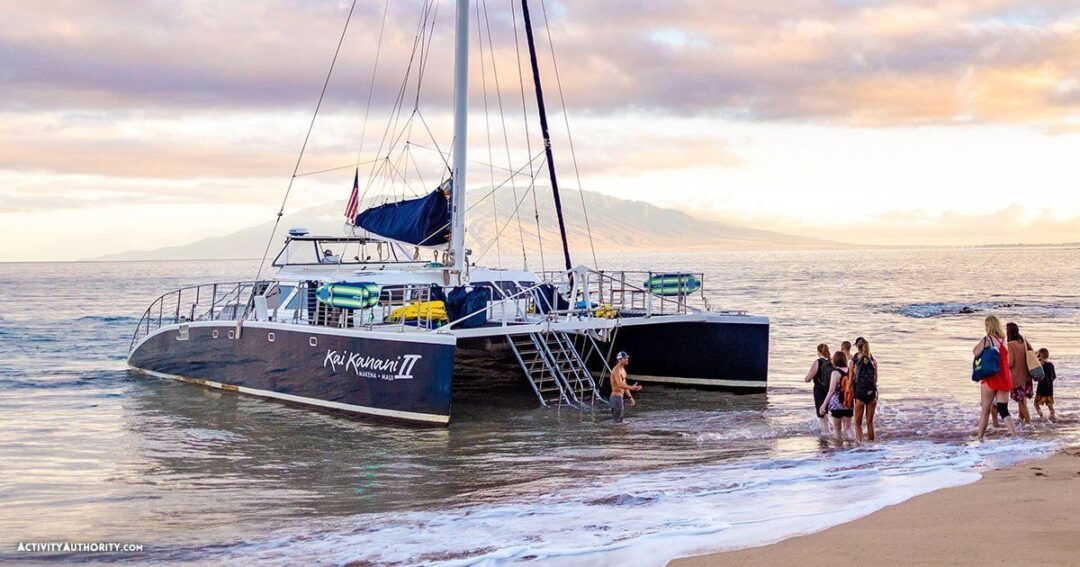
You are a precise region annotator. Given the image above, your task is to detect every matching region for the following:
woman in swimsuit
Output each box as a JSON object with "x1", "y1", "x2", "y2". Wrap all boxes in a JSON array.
[
  {"x1": 975, "y1": 315, "x2": 1017, "y2": 441},
  {"x1": 820, "y1": 350, "x2": 853, "y2": 443},
  {"x1": 851, "y1": 339, "x2": 878, "y2": 443},
  {"x1": 803, "y1": 343, "x2": 833, "y2": 436}
]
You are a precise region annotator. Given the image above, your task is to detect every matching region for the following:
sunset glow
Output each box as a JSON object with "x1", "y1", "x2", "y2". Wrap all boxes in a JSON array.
[{"x1": 3, "y1": 1, "x2": 1080, "y2": 261}]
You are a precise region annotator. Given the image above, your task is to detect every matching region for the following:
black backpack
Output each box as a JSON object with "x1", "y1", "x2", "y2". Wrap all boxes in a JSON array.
[
  {"x1": 854, "y1": 356, "x2": 877, "y2": 397},
  {"x1": 815, "y1": 358, "x2": 833, "y2": 387}
]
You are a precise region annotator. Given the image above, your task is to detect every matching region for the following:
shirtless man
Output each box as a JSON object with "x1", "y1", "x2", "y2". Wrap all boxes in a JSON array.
[{"x1": 610, "y1": 351, "x2": 642, "y2": 424}]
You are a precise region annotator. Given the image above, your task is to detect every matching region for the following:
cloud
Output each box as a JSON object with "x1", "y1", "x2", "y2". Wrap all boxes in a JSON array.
[{"x1": 2, "y1": 0, "x2": 1080, "y2": 126}]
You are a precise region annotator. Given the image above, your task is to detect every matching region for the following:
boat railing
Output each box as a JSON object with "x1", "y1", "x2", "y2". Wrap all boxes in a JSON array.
[
  {"x1": 130, "y1": 268, "x2": 721, "y2": 351},
  {"x1": 129, "y1": 279, "x2": 446, "y2": 351},
  {"x1": 273, "y1": 281, "x2": 436, "y2": 332},
  {"x1": 440, "y1": 267, "x2": 707, "y2": 331},
  {"x1": 128, "y1": 280, "x2": 274, "y2": 352},
  {"x1": 538, "y1": 268, "x2": 709, "y2": 314}
]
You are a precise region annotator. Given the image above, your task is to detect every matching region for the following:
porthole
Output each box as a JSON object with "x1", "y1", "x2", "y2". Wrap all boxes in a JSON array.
[
  {"x1": 268, "y1": 332, "x2": 275, "y2": 342},
  {"x1": 228, "y1": 330, "x2": 235, "y2": 339},
  {"x1": 212, "y1": 330, "x2": 219, "y2": 339},
  {"x1": 309, "y1": 336, "x2": 318, "y2": 347}
]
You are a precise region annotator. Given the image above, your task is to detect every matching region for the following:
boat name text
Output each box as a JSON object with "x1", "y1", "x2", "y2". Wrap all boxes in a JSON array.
[{"x1": 323, "y1": 350, "x2": 421, "y2": 381}]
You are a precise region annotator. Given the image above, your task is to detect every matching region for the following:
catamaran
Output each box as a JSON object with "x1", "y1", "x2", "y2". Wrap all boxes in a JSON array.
[{"x1": 126, "y1": 0, "x2": 770, "y2": 425}]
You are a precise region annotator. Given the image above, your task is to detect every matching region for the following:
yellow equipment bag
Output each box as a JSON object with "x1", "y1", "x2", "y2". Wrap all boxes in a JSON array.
[
  {"x1": 388, "y1": 301, "x2": 449, "y2": 323},
  {"x1": 594, "y1": 305, "x2": 619, "y2": 319}
]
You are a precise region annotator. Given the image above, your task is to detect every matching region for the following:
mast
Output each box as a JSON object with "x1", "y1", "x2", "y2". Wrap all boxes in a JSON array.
[
  {"x1": 521, "y1": 0, "x2": 572, "y2": 271},
  {"x1": 450, "y1": 0, "x2": 471, "y2": 280}
]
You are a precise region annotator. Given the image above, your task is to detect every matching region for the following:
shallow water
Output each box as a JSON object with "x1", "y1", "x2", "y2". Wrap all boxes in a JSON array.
[{"x1": 1, "y1": 248, "x2": 1078, "y2": 564}]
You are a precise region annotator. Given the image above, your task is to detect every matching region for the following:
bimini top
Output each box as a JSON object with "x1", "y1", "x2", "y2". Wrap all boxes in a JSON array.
[{"x1": 354, "y1": 186, "x2": 450, "y2": 247}]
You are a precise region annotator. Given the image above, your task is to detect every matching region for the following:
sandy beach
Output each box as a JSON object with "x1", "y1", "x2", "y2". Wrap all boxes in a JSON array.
[{"x1": 672, "y1": 446, "x2": 1080, "y2": 566}]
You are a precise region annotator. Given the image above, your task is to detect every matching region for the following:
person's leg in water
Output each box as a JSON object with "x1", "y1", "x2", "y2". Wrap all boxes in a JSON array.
[
  {"x1": 1048, "y1": 399, "x2": 1056, "y2": 422},
  {"x1": 818, "y1": 411, "x2": 831, "y2": 436},
  {"x1": 977, "y1": 383, "x2": 994, "y2": 441},
  {"x1": 1019, "y1": 397, "x2": 1031, "y2": 425},
  {"x1": 996, "y1": 390, "x2": 1018, "y2": 436},
  {"x1": 866, "y1": 398, "x2": 878, "y2": 441},
  {"x1": 842, "y1": 416, "x2": 854, "y2": 441},
  {"x1": 853, "y1": 400, "x2": 865, "y2": 444},
  {"x1": 610, "y1": 394, "x2": 625, "y2": 424},
  {"x1": 1034, "y1": 396, "x2": 1046, "y2": 421},
  {"x1": 991, "y1": 408, "x2": 1001, "y2": 428},
  {"x1": 832, "y1": 416, "x2": 843, "y2": 443}
]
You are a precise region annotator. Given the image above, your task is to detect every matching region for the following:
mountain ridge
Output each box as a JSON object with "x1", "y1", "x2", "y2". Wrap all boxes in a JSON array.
[{"x1": 94, "y1": 189, "x2": 845, "y2": 261}]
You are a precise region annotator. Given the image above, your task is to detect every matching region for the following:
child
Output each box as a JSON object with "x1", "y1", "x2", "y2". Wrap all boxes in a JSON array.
[{"x1": 1034, "y1": 348, "x2": 1057, "y2": 422}]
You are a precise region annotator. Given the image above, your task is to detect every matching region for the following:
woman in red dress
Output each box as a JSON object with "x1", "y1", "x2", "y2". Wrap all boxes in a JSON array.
[{"x1": 975, "y1": 315, "x2": 1017, "y2": 440}]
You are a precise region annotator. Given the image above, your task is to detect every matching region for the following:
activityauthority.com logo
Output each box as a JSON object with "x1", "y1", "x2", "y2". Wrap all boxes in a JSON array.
[
  {"x1": 17, "y1": 542, "x2": 144, "y2": 554},
  {"x1": 323, "y1": 350, "x2": 422, "y2": 381}
]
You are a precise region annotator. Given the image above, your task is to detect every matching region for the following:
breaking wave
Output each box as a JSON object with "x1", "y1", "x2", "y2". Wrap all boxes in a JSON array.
[{"x1": 892, "y1": 301, "x2": 1080, "y2": 319}]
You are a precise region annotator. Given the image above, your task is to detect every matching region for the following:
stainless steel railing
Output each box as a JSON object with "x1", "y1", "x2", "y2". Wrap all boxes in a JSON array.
[
  {"x1": 128, "y1": 279, "x2": 443, "y2": 353},
  {"x1": 129, "y1": 268, "x2": 725, "y2": 353}
]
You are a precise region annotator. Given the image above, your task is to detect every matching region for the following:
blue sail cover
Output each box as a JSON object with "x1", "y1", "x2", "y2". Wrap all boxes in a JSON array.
[{"x1": 354, "y1": 189, "x2": 451, "y2": 246}]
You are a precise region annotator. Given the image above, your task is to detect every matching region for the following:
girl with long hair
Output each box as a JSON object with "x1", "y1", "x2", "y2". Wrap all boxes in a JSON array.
[
  {"x1": 1006, "y1": 322, "x2": 1034, "y2": 425},
  {"x1": 975, "y1": 315, "x2": 1017, "y2": 440},
  {"x1": 851, "y1": 338, "x2": 878, "y2": 443},
  {"x1": 820, "y1": 350, "x2": 853, "y2": 443},
  {"x1": 803, "y1": 343, "x2": 833, "y2": 435}
]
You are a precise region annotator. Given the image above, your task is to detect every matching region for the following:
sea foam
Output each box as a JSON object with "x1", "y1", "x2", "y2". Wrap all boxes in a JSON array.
[{"x1": 215, "y1": 439, "x2": 1057, "y2": 566}]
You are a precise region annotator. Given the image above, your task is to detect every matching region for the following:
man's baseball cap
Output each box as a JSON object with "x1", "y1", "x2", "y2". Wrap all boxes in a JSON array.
[{"x1": 616, "y1": 351, "x2": 629, "y2": 360}]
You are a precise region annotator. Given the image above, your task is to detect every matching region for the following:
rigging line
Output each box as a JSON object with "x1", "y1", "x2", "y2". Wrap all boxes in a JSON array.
[
  {"x1": 354, "y1": 0, "x2": 390, "y2": 169},
  {"x1": 482, "y1": 0, "x2": 529, "y2": 269},
  {"x1": 412, "y1": 0, "x2": 441, "y2": 111},
  {"x1": 363, "y1": 108, "x2": 418, "y2": 199},
  {"x1": 254, "y1": 0, "x2": 359, "y2": 284},
  {"x1": 411, "y1": 150, "x2": 546, "y2": 245},
  {"x1": 359, "y1": 0, "x2": 432, "y2": 205},
  {"x1": 463, "y1": 150, "x2": 545, "y2": 215},
  {"x1": 473, "y1": 176, "x2": 542, "y2": 263},
  {"x1": 408, "y1": 139, "x2": 534, "y2": 178},
  {"x1": 405, "y1": 143, "x2": 429, "y2": 190},
  {"x1": 539, "y1": 0, "x2": 597, "y2": 268},
  {"x1": 383, "y1": 110, "x2": 419, "y2": 164},
  {"x1": 385, "y1": 148, "x2": 421, "y2": 198},
  {"x1": 510, "y1": 0, "x2": 545, "y2": 272},
  {"x1": 475, "y1": 0, "x2": 502, "y2": 267},
  {"x1": 295, "y1": 159, "x2": 378, "y2": 178},
  {"x1": 414, "y1": 110, "x2": 452, "y2": 173}
]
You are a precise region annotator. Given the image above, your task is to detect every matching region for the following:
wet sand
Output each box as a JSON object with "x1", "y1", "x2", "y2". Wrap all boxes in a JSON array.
[{"x1": 671, "y1": 446, "x2": 1080, "y2": 566}]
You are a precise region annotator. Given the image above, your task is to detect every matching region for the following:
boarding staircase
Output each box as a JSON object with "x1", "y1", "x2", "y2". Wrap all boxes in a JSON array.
[{"x1": 507, "y1": 331, "x2": 604, "y2": 408}]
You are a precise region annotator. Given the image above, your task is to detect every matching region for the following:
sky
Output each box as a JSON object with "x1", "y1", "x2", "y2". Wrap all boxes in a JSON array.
[{"x1": 3, "y1": 0, "x2": 1080, "y2": 261}]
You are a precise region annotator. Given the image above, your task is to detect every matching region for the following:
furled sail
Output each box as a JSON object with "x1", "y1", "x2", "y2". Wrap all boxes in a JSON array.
[{"x1": 354, "y1": 181, "x2": 451, "y2": 246}]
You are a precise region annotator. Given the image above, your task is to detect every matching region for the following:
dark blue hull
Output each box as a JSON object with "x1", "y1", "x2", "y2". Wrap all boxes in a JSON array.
[
  {"x1": 127, "y1": 322, "x2": 456, "y2": 425},
  {"x1": 598, "y1": 317, "x2": 769, "y2": 390}
]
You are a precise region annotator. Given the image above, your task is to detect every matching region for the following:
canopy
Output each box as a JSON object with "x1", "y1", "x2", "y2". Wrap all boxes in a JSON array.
[{"x1": 354, "y1": 187, "x2": 451, "y2": 247}]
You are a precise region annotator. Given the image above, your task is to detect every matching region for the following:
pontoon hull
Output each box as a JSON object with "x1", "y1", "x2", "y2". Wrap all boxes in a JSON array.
[
  {"x1": 128, "y1": 322, "x2": 456, "y2": 425},
  {"x1": 601, "y1": 316, "x2": 769, "y2": 390}
]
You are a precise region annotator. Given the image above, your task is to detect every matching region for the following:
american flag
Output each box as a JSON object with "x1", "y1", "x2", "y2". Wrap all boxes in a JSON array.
[{"x1": 344, "y1": 168, "x2": 360, "y2": 223}]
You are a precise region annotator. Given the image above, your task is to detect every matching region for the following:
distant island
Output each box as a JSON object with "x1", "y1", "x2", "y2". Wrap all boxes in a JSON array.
[{"x1": 94, "y1": 189, "x2": 845, "y2": 261}]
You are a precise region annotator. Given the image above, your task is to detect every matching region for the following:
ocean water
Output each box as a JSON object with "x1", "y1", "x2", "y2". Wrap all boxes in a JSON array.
[{"x1": 1, "y1": 247, "x2": 1078, "y2": 565}]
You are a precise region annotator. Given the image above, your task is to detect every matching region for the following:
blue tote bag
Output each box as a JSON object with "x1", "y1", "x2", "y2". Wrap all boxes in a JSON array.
[{"x1": 972, "y1": 338, "x2": 1000, "y2": 381}]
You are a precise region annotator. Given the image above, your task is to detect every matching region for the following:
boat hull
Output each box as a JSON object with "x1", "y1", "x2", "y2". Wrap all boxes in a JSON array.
[
  {"x1": 128, "y1": 322, "x2": 456, "y2": 425},
  {"x1": 601, "y1": 315, "x2": 769, "y2": 390}
]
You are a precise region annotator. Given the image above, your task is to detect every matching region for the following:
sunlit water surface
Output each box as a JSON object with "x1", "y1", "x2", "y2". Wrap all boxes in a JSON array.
[{"x1": 1, "y1": 248, "x2": 1078, "y2": 564}]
